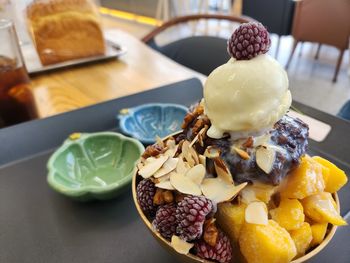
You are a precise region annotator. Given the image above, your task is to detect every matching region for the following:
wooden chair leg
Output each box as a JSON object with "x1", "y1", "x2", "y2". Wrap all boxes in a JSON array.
[
  {"x1": 315, "y1": 43, "x2": 321, "y2": 60},
  {"x1": 286, "y1": 39, "x2": 299, "y2": 69},
  {"x1": 333, "y1": 49, "x2": 345, "y2": 83}
]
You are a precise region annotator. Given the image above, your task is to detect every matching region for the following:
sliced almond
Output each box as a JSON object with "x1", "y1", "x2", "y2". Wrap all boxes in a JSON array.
[
  {"x1": 170, "y1": 172, "x2": 201, "y2": 196},
  {"x1": 232, "y1": 147, "x2": 250, "y2": 160},
  {"x1": 199, "y1": 155, "x2": 206, "y2": 167},
  {"x1": 214, "y1": 158, "x2": 234, "y2": 184},
  {"x1": 138, "y1": 155, "x2": 169, "y2": 178},
  {"x1": 165, "y1": 138, "x2": 176, "y2": 149},
  {"x1": 204, "y1": 146, "x2": 220, "y2": 159},
  {"x1": 164, "y1": 145, "x2": 179, "y2": 158},
  {"x1": 156, "y1": 180, "x2": 175, "y2": 190},
  {"x1": 253, "y1": 133, "x2": 271, "y2": 147},
  {"x1": 145, "y1": 156, "x2": 156, "y2": 164},
  {"x1": 189, "y1": 127, "x2": 207, "y2": 147},
  {"x1": 189, "y1": 133, "x2": 200, "y2": 148},
  {"x1": 155, "y1": 136, "x2": 164, "y2": 147},
  {"x1": 240, "y1": 187, "x2": 258, "y2": 204},
  {"x1": 201, "y1": 178, "x2": 247, "y2": 203},
  {"x1": 256, "y1": 146, "x2": 276, "y2": 174},
  {"x1": 245, "y1": 201, "x2": 268, "y2": 225},
  {"x1": 182, "y1": 140, "x2": 195, "y2": 167},
  {"x1": 189, "y1": 146, "x2": 199, "y2": 165},
  {"x1": 154, "y1": 158, "x2": 179, "y2": 178},
  {"x1": 185, "y1": 164, "x2": 206, "y2": 185},
  {"x1": 176, "y1": 158, "x2": 190, "y2": 174},
  {"x1": 171, "y1": 235, "x2": 194, "y2": 255},
  {"x1": 182, "y1": 139, "x2": 199, "y2": 165},
  {"x1": 198, "y1": 125, "x2": 208, "y2": 147},
  {"x1": 137, "y1": 162, "x2": 144, "y2": 170},
  {"x1": 157, "y1": 173, "x2": 171, "y2": 183}
]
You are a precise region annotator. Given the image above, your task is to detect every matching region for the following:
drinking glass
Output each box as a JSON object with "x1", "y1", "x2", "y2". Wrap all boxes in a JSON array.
[{"x1": 0, "y1": 19, "x2": 37, "y2": 128}]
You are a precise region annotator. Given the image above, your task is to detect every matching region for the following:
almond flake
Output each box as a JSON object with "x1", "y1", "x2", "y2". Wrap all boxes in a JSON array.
[
  {"x1": 233, "y1": 147, "x2": 250, "y2": 160},
  {"x1": 189, "y1": 133, "x2": 200, "y2": 148},
  {"x1": 164, "y1": 145, "x2": 179, "y2": 158},
  {"x1": 256, "y1": 146, "x2": 276, "y2": 174},
  {"x1": 155, "y1": 136, "x2": 164, "y2": 147},
  {"x1": 214, "y1": 158, "x2": 234, "y2": 184},
  {"x1": 198, "y1": 125, "x2": 209, "y2": 147},
  {"x1": 182, "y1": 140, "x2": 195, "y2": 167},
  {"x1": 170, "y1": 172, "x2": 201, "y2": 196},
  {"x1": 145, "y1": 157, "x2": 156, "y2": 164},
  {"x1": 138, "y1": 155, "x2": 169, "y2": 178},
  {"x1": 204, "y1": 146, "x2": 220, "y2": 159},
  {"x1": 185, "y1": 164, "x2": 206, "y2": 185},
  {"x1": 245, "y1": 201, "x2": 268, "y2": 225},
  {"x1": 156, "y1": 181, "x2": 175, "y2": 190},
  {"x1": 165, "y1": 138, "x2": 176, "y2": 149},
  {"x1": 154, "y1": 158, "x2": 179, "y2": 178},
  {"x1": 171, "y1": 235, "x2": 194, "y2": 255},
  {"x1": 176, "y1": 158, "x2": 190, "y2": 174},
  {"x1": 137, "y1": 162, "x2": 144, "y2": 170},
  {"x1": 157, "y1": 173, "x2": 171, "y2": 182},
  {"x1": 189, "y1": 146, "x2": 199, "y2": 165},
  {"x1": 199, "y1": 155, "x2": 206, "y2": 167},
  {"x1": 189, "y1": 127, "x2": 207, "y2": 147},
  {"x1": 240, "y1": 187, "x2": 258, "y2": 204},
  {"x1": 201, "y1": 179, "x2": 247, "y2": 203}
]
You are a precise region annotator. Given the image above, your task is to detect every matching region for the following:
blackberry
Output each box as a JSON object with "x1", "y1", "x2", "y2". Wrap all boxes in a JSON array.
[
  {"x1": 176, "y1": 195, "x2": 213, "y2": 241},
  {"x1": 194, "y1": 231, "x2": 233, "y2": 263},
  {"x1": 227, "y1": 22, "x2": 271, "y2": 60},
  {"x1": 152, "y1": 204, "x2": 177, "y2": 240},
  {"x1": 136, "y1": 179, "x2": 157, "y2": 216}
]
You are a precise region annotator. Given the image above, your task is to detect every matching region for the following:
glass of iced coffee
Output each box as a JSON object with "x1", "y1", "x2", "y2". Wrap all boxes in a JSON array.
[{"x1": 0, "y1": 19, "x2": 37, "y2": 128}]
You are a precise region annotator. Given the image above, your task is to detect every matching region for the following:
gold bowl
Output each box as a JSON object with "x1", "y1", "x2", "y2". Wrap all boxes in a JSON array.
[{"x1": 132, "y1": 135, "x2": 339, "y2": 263}]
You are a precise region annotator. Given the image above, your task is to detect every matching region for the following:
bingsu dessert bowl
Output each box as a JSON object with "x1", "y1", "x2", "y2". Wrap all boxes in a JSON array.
[{"x1": 132, "y1": 22, "x2": 348, "y2": 263}]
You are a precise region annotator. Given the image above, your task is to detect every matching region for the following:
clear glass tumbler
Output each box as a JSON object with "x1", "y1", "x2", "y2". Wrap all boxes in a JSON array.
[{"x1": 0, "y1": 19, "x2": 37, "y2": 128}]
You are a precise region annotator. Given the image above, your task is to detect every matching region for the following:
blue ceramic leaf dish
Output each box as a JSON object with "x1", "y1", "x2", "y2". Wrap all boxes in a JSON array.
[
  {"x1": 47, "y1": 132, "x2": 144, "y2": 201},
  {"x1": 117, "y1": 103, "x2": 188, "y2": 144}
]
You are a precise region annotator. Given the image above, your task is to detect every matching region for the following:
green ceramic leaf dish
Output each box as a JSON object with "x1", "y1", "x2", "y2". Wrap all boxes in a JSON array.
[{"x1": 47, "y1": 132, "x2": 145, "y2": 201}]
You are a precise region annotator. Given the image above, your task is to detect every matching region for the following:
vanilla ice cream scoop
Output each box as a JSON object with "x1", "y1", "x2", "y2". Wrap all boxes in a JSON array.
[{"x1": 204, "y1": 54, "x2": 291, "y2": 139}]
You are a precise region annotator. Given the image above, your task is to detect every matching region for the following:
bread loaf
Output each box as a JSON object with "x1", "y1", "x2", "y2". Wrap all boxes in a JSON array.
[{"x1": 27, "y1": 0, "x2": 106, "y2": 65}]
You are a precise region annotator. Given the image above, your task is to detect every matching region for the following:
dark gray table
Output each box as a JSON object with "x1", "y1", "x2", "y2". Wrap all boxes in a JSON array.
[{"x1": 0, "y1": 78, "x2": 349, "y2": 263}]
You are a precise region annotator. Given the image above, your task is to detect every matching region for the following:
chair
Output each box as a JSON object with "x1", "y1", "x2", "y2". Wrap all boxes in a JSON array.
[
  {"x1": 142, "y1": 14, "x2": 254, "y2": 76},
  {"x1": 241, "y1": 0, "x2": 296, "y2": 58},
  {"x1": 338, "y1": 100, "x2": 350, "y2": 121},
  {"x1": 285, "y1": 0, "x2": 350, "y2": 83}
]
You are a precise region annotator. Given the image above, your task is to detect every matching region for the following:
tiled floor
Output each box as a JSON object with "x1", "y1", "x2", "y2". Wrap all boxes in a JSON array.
[{"x1": 102, "y1": 16, "x2": 350, "y2": 116}]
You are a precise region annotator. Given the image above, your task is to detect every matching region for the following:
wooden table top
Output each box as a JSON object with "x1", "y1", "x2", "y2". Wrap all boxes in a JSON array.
[{"x1": 30, "y1": 18, "x2": 205, "y2": 119}]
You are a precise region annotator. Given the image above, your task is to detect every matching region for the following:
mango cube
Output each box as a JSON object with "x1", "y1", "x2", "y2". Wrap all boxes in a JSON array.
[
  {"x1": 289, "y1": 222, "x2": 313, "y2": 257},
  {"x1": 313, "y1": 156, "x2": 348, "y2": 193},
  {"x1": 310, "y1": 223, "x2": 328, "y2": 247},
  {"x1": 270, "y1": 198, "x2": 305, "y2": 230},
  {"x1": 281, "y1": 155, "x2": 325, "y2": 199},
  {"x1": 302, "y1": 192, "x2": 347, "y2": 226},
  {"x1": 239, "y1": 220, "x2": 297, "y2": 263},
  {"x1": 241, "y1": 183, "x2": 277, "y2": 204},
  {"x1": 217, "y1": 202, "x2": 247, "y2": 241}
]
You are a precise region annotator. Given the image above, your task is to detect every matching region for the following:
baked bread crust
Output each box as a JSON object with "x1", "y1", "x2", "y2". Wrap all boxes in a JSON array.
[{"x1": 27, "y1": 0, "x2": 106, "y2": 65}]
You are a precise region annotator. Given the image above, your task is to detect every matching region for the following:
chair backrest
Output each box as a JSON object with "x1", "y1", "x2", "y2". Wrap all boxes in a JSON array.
[
  {"x1": 292, "y1": 0, "x2": 350, "y2": 50},
  {"x1": 242, "y1": 0, "x2": 295, "y2": 36},
  {"x1": 142, "y1": 14, "x2": 255, "y2": 44}
]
